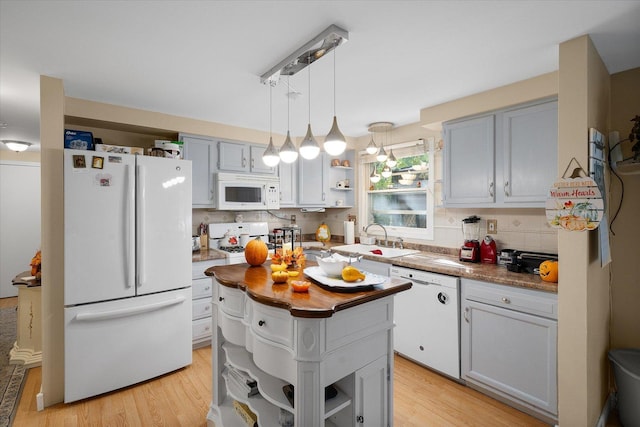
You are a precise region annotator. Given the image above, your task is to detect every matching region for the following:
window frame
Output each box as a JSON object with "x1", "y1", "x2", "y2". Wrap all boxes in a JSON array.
[{"x1": 358, "y1": 137, "x2": 435, "y2": 241}]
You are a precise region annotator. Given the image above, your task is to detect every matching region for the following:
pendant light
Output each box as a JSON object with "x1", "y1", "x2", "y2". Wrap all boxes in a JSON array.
[
  {"x1": 376, "y1": 146, "x2": 388, "y2": 162},
  {"x1": 369, "y1": 168, "x2": 381, "y2": 183},
  {"x1": 365, "y1": 134, "x2": 378, "y2": 155},
  {"x1": 324, "y1": 48, "x2": 347, "y2": 156},
  {"x1": 386, "y1": 149, "x2": 397, "y2": 168},
  {"x1": 262, "y1": 83, "x2": 280, "y2": 167},
  {"x1": 299, "y1": 53, "x2": 320, "y2": 160},
  {"x1": 381, "y1": 165, "x2": 392, "y2": 178},
  {"x1": 279, "y1": 77, "x2": 298, "y2": 164}
]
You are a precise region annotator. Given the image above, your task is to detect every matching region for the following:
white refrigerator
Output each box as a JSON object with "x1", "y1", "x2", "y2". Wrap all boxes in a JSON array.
[{"x1": 63, "y1": 149, "x2": 192, "y2": 403}]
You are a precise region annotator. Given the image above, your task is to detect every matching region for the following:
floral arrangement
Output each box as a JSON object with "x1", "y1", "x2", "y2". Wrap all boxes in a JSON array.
[{"x1": 270, "y1": 247, "x2": 306, "y2": 267}]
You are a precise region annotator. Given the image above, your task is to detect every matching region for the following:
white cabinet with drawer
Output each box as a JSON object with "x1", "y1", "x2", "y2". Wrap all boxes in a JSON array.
[
  {"x1": 192, "y1": 259, "x2": 225, "y2": 348},
  {"x1": 461, "y1": 278, "x2": 558, "y2": 424}
]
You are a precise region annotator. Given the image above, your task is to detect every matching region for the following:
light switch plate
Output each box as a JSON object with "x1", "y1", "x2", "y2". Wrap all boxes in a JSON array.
[{"x1": 487, "y1": 219, "x2": 497, "y2": 234}]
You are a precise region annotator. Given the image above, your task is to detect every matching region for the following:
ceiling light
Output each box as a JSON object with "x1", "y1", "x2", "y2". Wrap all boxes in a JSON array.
[
  {"x1": 262, "y1": 83, "x2": 280, "y2": 167},
  {"x1": 260, "y1": 24, "x2": 348, "y2": 83},
  {"x1": 381, "y1": 166, "x2": 392, "y2": 178},
  {"x1": 369, "y1": 122, "x2": 393, "y2": 162},
  {"x1": 324, "y1": 48, "x2": 347, "y2": 156},
  {"x1": 369, "y1": 170, "x2": 381, "y2": 183},
  {"x1": 2, "y1": 140, "x2": 31, "y2": 152},
  {"x1": 299, "y1": 53, "x2": 320, "y2": 160},
  {"x1": 366, "y1": 135, "x2": 378, "y2": 155}
]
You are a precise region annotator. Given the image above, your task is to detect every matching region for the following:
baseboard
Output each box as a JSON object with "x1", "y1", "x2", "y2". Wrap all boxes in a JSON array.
[{"x1": 595, "y1": 392, "x2": 616, "y2": 427}]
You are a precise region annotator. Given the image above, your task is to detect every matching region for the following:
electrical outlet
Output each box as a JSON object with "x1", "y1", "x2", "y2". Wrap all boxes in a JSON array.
[
  {"x1": 487, "y1": 219, "x2": 497, "y2": 234},
  {"x1": 291, "y1": 215, "x2": 297, "y2": 224}
]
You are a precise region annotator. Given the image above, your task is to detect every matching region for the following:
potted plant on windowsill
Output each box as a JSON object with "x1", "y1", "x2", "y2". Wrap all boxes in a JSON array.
[{"x1": 611, "y1": 115, "x2": 640, "y2": 175}]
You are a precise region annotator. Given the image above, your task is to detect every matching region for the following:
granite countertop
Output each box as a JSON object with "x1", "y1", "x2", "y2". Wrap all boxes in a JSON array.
[
  {"x1": 193, "y1": 240, "x2": 557, "y2": 293},
  {"x1": 191, "y1": 248, "x2": 227, "y2": 263}
]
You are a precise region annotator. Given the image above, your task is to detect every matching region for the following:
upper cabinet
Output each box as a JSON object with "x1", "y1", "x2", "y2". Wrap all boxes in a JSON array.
[
  {"x1": 443, "y1": 99, "x2": 558, "y2": 208},
  {"x1": 443, "y1": 115, "x2": 495, "y2": 205},
  {"x1": 298, "y1": 152, "x2": 329, "y2": 206},
  {"x1": 278, "y1": 161, "x2": 297, "y2": 207},
  {"x1": 502, "y1": 101, "x2": 558, "y2": 204},
  {"x1": 290, "y1": 150, "x2": 355, "y2": 208},
  {"x1": 218, "y1": 140, "x2": 276, "y2": 175},
  {"x1": 180, "y1": 133, "x2": 217, "y2": 208}
]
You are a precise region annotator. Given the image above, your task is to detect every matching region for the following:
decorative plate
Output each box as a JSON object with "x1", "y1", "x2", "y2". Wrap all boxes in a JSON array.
[{"x1": 303, "y1": 266, "x2": 387, "y2": 292}]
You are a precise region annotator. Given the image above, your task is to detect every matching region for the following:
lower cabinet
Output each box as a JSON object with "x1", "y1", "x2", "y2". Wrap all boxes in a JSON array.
[
  {"x1": 192, "y1": 259, "x2": 224, "y2": 348},
  {"x1": 207, "y1": 280, "x2": 396, "y2": 427},
  {"x1": 461, "y1": 278, "x2": 558, "y2": 424}
]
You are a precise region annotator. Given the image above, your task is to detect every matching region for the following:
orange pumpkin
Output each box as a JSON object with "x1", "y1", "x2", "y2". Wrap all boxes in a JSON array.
[
  {"x1": 539, "y1": 260, "x2": 558, "y2": 283},
  {"x1": 244, "y1": 236, "x2": 268, "y2": 266}
]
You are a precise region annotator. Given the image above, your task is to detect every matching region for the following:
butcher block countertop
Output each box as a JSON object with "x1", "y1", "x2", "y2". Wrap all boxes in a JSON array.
[{"x1": 205, "y1": 262, "x2": 411, "y2": 318}]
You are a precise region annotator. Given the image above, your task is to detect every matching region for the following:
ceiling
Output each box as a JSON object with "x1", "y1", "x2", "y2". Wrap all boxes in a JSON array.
[{"x1": 2, "y1": 1, "x2": 640, "y2": 152}]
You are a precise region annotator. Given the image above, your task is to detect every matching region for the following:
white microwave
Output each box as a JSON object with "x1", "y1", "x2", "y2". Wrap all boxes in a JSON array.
[{"x1": 213, "y1": 172, "x2": 280, "y2": 210}]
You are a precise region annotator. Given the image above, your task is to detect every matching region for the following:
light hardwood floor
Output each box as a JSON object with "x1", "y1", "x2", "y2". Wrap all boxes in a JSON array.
[{"x1": 12, "y1": 346, "x2": 551, "y2": 426}]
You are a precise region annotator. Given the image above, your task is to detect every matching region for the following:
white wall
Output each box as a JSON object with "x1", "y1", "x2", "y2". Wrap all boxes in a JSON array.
[{"x1": 0, "y1": 161, "x2": 41, "y2": 297}]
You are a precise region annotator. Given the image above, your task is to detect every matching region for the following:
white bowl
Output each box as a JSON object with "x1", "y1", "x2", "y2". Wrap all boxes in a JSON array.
[{"x1": 316, "y1": 256, "x2": 346, "y2": 277}]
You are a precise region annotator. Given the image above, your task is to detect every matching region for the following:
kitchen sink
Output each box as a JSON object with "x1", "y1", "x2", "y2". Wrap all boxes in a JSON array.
[
  {"x1": 401, "y1": 253, "x2": 466, "y2": 268},
  {"x1": 331, "y1": 244, "x2": 420, "y2": 259}
]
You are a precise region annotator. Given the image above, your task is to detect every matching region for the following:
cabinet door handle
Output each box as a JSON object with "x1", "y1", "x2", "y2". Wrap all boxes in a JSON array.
[
  {"x1": 356, "y1": 415, "x2": 364, "y2": 424},
  {"x1": 489, "y1": 181, "x2": 494, "y2": 197},
  {"x1": 501, "y1": 297, "x2": 511, "y2": 304},
  {"x1": 464, "y1": 306, "x2": 470, "y2": 323},
  {"x1": 504, "y1": 180, "x2": 510, "y2": 196},
  {"x1": 204, "y1": 286, "x2": 210, "y2": 291},
  {"x1": 218, "y1": 297, "x2": 224, "y2": 302},
  {"x1": 251, "y1": 158, "x2": 254, "y2": 168},
  {"x1": 258, "y1": 320, "x2": 266, "y2": 327}
]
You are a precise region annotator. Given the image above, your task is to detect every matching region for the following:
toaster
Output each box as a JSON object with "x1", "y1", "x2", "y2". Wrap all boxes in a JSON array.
[{"x1": 501, "y1": 249, "x2": 558, "y2": 274}]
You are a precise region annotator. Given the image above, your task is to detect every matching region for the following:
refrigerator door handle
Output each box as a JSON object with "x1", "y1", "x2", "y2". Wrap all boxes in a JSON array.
[
  {"x1": 137, "y1": 164, "x2": 146, "y2": 287},
  {"x1": 73, "y1": 296, "x2": 187, "y2": 322},
  {"x1": 125, "y1": 163, "x2": 135, "y2": 289}
]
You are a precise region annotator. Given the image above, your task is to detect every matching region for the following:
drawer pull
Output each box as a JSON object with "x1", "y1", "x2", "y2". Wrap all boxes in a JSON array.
[
  {"x1": 204, "y1": 326, "x2": 210, "y2": 331},
  {"x1": 501, "y1": 297, "x2": 511, "y2": 304},
  {"x1": 205, "y1": 306, "x2": 210, "y2": 311},
  {"x1": 258, "y1": 320, "x2": 266, "y2": 327},
  {"x1": 218, "y1": 297, "x2": 224, "y2": 302},
  {"x1": 204, "y1": 286, "x2": 210, "y2": 291}
]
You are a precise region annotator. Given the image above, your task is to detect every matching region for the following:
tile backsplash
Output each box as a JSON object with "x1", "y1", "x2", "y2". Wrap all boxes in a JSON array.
[{"x1": 193, "y1": 207, "x2": 557, "y2": 254}]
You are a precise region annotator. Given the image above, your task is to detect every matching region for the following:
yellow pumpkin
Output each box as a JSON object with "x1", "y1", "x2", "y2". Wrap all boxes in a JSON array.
[
  {"x1": 539, "y1": 260, "x2": 558, "y2": 283},
  {"x1": 244, "y1": 236, "x2": 268, "y2": 266},
  {"x1": 271, "y1": 270, "x2": 289, "y2": 284}
]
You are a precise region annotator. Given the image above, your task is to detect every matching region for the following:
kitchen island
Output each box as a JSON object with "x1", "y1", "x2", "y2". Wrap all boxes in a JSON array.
[{"x1": 204, "y1": 262, "x2": 411, "y2": 427}]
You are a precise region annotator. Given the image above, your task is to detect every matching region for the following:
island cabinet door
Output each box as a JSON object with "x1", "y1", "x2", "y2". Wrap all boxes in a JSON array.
[{"x1": 354, "y1": 355, "x2": 388, "y2": 426}]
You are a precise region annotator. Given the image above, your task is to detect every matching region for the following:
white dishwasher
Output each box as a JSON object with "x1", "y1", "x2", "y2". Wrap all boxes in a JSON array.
[{"x1": 390, "y1": 266, "x2": 460, "y2": 379}]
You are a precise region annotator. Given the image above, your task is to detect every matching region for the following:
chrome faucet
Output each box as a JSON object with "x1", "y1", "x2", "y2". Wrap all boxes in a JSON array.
[{"x1": 365, "y1": 223, "x2": 388, "y2": 247}]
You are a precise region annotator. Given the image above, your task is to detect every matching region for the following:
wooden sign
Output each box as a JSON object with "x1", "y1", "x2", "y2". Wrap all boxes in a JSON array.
[{"x1": 546, "y1": 175, "x2": 604, "y2": 231}]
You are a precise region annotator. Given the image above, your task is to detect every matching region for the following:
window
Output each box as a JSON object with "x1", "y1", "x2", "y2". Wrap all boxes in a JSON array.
[{"x1": 359, "y1": 138, "x2": 435, "y2": 240}]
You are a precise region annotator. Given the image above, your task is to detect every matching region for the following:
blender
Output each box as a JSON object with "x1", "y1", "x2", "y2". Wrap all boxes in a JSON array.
[{"x1": 460, "y1": 215, "x2": 481, "y2": 262}]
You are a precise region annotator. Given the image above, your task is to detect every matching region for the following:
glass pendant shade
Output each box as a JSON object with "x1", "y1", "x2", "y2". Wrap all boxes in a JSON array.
[
  {"x1": 262, "y1": 136, "x2": 280, "y2": 167},
  {"x1": 386, "y1": 149, "x2": 397, "y2": 167},
  {"x1": 279, "y1": 131, "x2": 298, "y2": 163},
  {"x1": 299, "y1": 124, "x2": 320, "y2": 159},
  {"x1": 381, "y1": 166, "x2": 392, "y2": 178},
  {"x1": 366, "y1": 136, "x2": 378, "y2": 155},
  {"x1": 376, "y1": 146, "x2": 388, "y2": 162},
  {"x1": 369, "y1": 170, "x2": 381, "y2": 183},
  {"x1": 324, "y1": 116, "x2": 347, "y2": 156}
]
